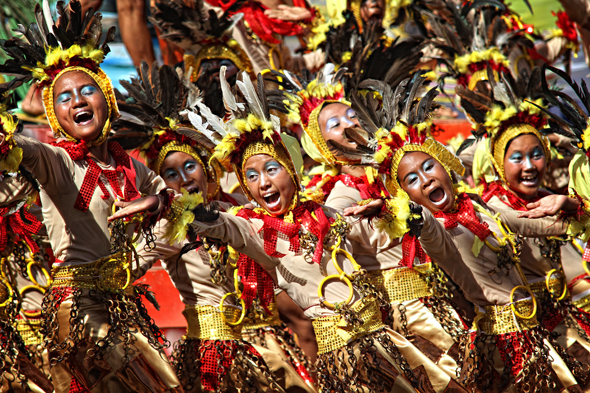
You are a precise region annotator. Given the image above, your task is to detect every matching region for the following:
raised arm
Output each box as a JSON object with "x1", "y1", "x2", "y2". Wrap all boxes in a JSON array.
[
  {"x1": 0, "y1": 172, "x2": 37, "y2": 206},
  {"x1": 189, "y1": 211, "x2": 280, "y2": 271},
  {"x1": 13, "y1": 135, "x2": 73, "y2": 194}
]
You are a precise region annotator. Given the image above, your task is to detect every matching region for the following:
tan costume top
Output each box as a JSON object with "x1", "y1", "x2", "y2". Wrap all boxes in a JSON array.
[
  {"x1": 486, "y1": 194, "x2": 588, "y2": 298},
  {"x1": 324, "y1": 180, "x2": 404, "y2": 270},
  {"x1": 419, "y1": 202, "x2": 568, "y2": 308},
  {"x1": 0, "y1": 172, "x2": 37, "y2": 204},
  {"x1": 14, "y1": 135, "x2": 166, "y2": 264},
  {"x1": 190, "y1": 205, "x2": 396, "y2": 319},
  {"x1": 137, "y1": 201, "x2": 238, "y2": 308}
]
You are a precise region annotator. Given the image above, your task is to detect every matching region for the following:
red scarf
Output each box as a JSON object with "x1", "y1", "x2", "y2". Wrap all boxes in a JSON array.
[
  {"x1": 434, "y1": 193, "x2": 492, "y2": 241},
  {"x1": 0, "y1": 205, "x2": 43, "y2": 253},
  {"x1": 205, "y1": 0, "x2": 313, "y2": 44},
  {"x1": 52, "y1": 141, "x2": 140, "y2": 212},
  {"x1": 308, "y1": 173, "x2": 390, "y2": 202},
  {"x1": 399, "y1": 234, "x2": 430, "y2": 268},
  {"x1": 235, "y1": 201, "x2": 334, "y2": 312},
  {"x1": 481, "y1": 180, "x2": 549, "y2": 212}
]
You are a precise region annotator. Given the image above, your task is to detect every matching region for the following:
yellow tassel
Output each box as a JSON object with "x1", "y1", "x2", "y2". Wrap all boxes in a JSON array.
[
  {"x1": 164, "y1": 189, "x2": 204, "y2": 244},
  {"x1": 373, "y1": 191, "x2": 415, "y2": 239}
]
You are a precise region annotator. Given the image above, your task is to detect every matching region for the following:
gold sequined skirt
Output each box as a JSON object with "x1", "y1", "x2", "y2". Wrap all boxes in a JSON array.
[
  {"x1": 45, "y1": 256, "x2": 182, "y2": 393},
  {"x1": 313, "y1": 297, "x2": 466, "y2": 393}
]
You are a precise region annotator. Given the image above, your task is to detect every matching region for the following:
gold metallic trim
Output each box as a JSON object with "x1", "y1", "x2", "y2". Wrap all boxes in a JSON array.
[
  {"x1": 184, "y1": 40, "x2": 253, "y2": 83},
  {"x1": 367, "y1": 263, "x2": 433, "y2": 304},
  {"x1": 182, "y1": 304, "x2": 243, "y2": 340},
  {"x1": 242, "y1": 302, "x2": 282, "y2": 330},
  {"x1": 15, "y1": 317, "x2": 44, "y2": 346},
  {"x1": 477, "y1": 298, "x2": 539, "y2": 335},
  {"x1": 312, "y1": 297, "x2": 385, "y2": 354},
  {"x1": 51, "y1": 251, "x2": 134, "y2": 294}
]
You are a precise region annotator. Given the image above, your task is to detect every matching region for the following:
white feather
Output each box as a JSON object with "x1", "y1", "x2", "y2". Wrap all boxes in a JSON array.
[
  {"x1": 197, "y1": 102, "x2": 226, "y2": 137},
  {"x1": 187, "y1": 111, "x2": 216, "y2": 141},
  {"x1": 321, "y1": 63, "x2": 335, "y2": 84},
  {"x1": 220, "y1": 66, "x2": 238, "y2": 114},
  {"x1": 42, "y1": 0, "x2": 54, "y2": 47},
  {"x1": 236, "y1": 73, "x2": 265, "y2": 120},
  {"x1": 282, "y1": 70, "x2": 302, "y2": 90}
]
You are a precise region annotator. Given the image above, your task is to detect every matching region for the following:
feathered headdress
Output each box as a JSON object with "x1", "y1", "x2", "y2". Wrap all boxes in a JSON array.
[
  {"x1": 430, "y1": 2, "x2": 534, "y2": 92},
  {"x1": 311, "y1": 11, "x2": 425, "y2": 92},
  {"x1": 535, "y1": 65, "x2": 590, "y2": 158},
  {"x1": 456, "y1": 66, "x2": 550, "y2": 183},
  {"x1": 0, "y1": 82, "x2": 23, "y2": 173},
  {"x1": 327, "y1": 72, "x2": 464, "y2": 195},
  {"x1": 0, "y1": 0, "x2": 119, "y2": 143},
  {"x1": 266, "y1": 64, "x2": 347, "y2": 166},
  {"x1": 111, "y1": 62, "x2": 224, "y2": 189},
  {"x1": 149, "y1": 0, "x2": 252, "y2": 80},
  {"x1": 187, "y1": 67, "x2": 303, "y2": 204}
]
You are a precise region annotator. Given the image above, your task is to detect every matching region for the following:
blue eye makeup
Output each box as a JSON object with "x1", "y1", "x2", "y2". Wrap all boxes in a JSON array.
[
  {"x1": 509, "y1": 152, "x2": 523, "y2": 162},
  {"x1": 56, "y1": 92, "x2": 72, "y2": 103},
  {"x1": 245, "y1": 169, "x2": 259, "y2": 180},
  {"x1": 81, "y1": 85, "x2": 97, "y2": 96}
]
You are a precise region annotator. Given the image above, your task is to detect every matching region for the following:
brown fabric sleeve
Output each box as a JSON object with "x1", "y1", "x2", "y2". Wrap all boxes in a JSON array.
[{"x1": 14, "y1": 135, "x2": 74, "y2": 195}]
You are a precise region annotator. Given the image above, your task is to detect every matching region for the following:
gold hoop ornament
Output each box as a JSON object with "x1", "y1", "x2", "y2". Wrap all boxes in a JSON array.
[{"x1": 509, "y1": 285, "x2": 537, "y2": 320}]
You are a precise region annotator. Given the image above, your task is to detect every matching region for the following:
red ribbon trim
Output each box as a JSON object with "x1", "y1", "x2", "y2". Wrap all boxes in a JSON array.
[
  {"x1": 52, "y1": 141, "x2": 140, "y2": 212},
  {"x1": 434, "y1": 193, "x2": 492, "y2": 241}
]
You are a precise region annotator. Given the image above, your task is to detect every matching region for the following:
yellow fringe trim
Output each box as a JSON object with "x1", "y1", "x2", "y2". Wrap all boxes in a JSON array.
[
  {"x1": 373, "y1": 191, "x2": 416, "y2": 239},
  {"x1": 453, "y1": 48, "x2": 509, "y2": 75},
  {"x1": 284, "y1": 81, "x2": 344, "y2": 127},
  {"x1": 211, "y1": 114, "x2": 275, "y2": 164},
  {"x1": 25, "y1": 44, "x2": 106, "y2": 84},
  {"x1": 0, "y1": 111, "x2": 22, "y2": 172},
  {"x1": 164, "y1": 189, "x2": 204, "y2": 244}
]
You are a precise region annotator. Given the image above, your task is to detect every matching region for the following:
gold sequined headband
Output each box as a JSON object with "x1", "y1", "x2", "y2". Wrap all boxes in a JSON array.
[{"x1": 184, "y1": 41, "x2": 253, "y2": 82}]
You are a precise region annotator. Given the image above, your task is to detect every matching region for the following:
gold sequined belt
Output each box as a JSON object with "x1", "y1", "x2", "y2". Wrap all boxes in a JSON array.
[
  {"x1": 477, "y1": 299, "x2": 539, "y2": 335},
  {"x1": 529, "y1": 271, "x2": 569, "y2": 301},
  {"x1": 312, "y1": 297, "x2": 386, "y2": 355},
  {"x1": 51, "y1": 252, "x2": 134, "y2": 295},
  {"x1": 573, "y1": 292, "x2": 590, "y2": 313},
  {"x1": 242, "y1": 302, "x2": 281, "y2": 331},
  {"x1": 15, "y1": 317, "x2": 44, "y2": 346},
  {"x1": 183, "y1": 305, "x2": 243, "y2": 340},
  {"x1": 367, "y1": 263, "x2": 433, "y2": 304}
]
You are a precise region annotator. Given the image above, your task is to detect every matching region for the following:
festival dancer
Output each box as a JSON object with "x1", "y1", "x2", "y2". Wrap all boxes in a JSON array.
[
  {"x1": 111, "y1": 61, "x2": 316, "y2": 393},
  {"x1": 337, "y1": 71, "x2": 590, "y2": 392},
  {"x1": 456, "y1": 66, "x2": 590, "y2": 371},
  {"x1": 0, "y1": 85, "x2": 53, "y2": 393},
  {"x1": 0, "y1": 2, "x2": 183, "y2": 392},
  {"x1": 111, "y1": 66, "x2": 475, "y2": 393},
  {"x1": 268, "y1": 64, "x2": 470, "y2": 381},
  {"x1": 149, "y1": 0, "x2": 254, "y2": 117}
]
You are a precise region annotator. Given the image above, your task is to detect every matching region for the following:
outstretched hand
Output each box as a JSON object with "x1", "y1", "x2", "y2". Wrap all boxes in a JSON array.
[
  {"x1": 518, "y1": 195, "x2": 580, "y2": 219},
  {"x1": 264, "y1": 5, "x2": 312, "y2": 21},
  {"x1": 108, "y1": 196, "x2": 160, "y2": 222},
  {"x1": 343, "y1": 199, "x2": 384, "y2": 217}
]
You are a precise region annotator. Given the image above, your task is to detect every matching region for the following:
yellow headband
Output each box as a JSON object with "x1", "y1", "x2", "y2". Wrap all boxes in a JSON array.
[
  {"x1": 467, "y1": 68, "x2": 500, "y2": 91},
  {"x1": 184, "y1": 41, "x2": 253, "y2": 82},
  {"x1": 490, "y1": 123, "x2": 551, "y2": 183},
  {"x1": 42, "y1": 66, "x2": 120, "y2": 145},
  {"x1": 385, "y1": 138, "x2": 465, "y2": 196},
  {"x1": 154, "y1": 141, "x2": 223, "y2": 197},
  {"x1": 302, "y1": 100, "x2": 352, "y2": 166}
]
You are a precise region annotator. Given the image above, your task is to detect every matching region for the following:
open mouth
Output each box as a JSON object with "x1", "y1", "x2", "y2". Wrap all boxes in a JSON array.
[
  {"x1": 186, "y1": 187, "x2": 199, "y2": 195},
  {"x1": 520, "y1": 173, "x2": 538, "y2": 187},
  {"x1": 73, "y1": 110, "x2": 94, "y2": 125},
  {"x1": 263, "y1": 192, "x2": 281, "y2": 210},
  {"x1": 429, "y1": 187, "x2": 448, "y2": 206}
]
